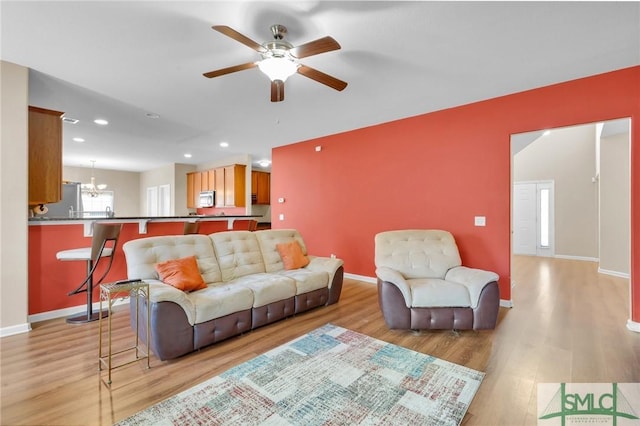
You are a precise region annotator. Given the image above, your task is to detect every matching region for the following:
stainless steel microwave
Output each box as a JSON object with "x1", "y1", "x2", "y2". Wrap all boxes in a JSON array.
[{"x1": 199, "y1": 191, "x2": 215, "y2": 208}]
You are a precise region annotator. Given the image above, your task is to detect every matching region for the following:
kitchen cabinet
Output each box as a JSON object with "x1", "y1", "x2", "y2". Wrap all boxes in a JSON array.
[
  {"x1": 206, "y1": 170, "x2": 215, "y2": 191},
  {"x1": 187, "y1": 170, "x2": 217, "y2": 208},
  {"x1": 251, "y1": 171, "x2": 270, "y2": 205},
  {"x1": 214, "y1": 165, "x2": 246, "y2": 207},
  {"x1": 188, "y1": 165, "x2": 245, "y2": 208},
  {"x1": 223, "y1": 165, "x2": 246, "y2": 207},
  {"x1": 29, "y1": 106, "x2": 64, "y2": 205},
  {"x1": 186, "y1": 172, "x2": 197, "y2": 208},
  {"x1": 214, "y1": 168, "x2": 225, "y2": 207}
]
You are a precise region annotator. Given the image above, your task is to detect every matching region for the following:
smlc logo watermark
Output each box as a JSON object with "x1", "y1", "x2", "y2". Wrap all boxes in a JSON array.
[{"x1": 538, "y1": 383, "x2": 640, "y2": 425}]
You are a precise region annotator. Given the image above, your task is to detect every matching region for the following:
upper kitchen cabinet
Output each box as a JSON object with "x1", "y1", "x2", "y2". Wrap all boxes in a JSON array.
[
  {"x1": 223, "y1": 165, "x2": 246, "y2": 207},
  {"x1": 187, "y1": 170, "x2": 216, "y2": 208},
  {"x1": 251, "y1": 171, "x2": 270, "y2": 205},
  {"x1": 29, "y1": 106, "x2": 63, "y2": 205}
]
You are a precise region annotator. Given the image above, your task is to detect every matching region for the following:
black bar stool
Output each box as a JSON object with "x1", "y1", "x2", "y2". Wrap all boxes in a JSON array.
[{"x1": 56, "y1": 223, "x2": 123, "y2": 323}]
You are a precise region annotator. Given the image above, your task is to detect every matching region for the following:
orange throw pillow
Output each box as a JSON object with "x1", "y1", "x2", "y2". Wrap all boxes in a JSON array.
[
  {"x1": 276, "y1": 240, "x2": 310, "y2": 270},
  {"x1": 154, "y1": 256, "x2": 207, "y2": 292}
]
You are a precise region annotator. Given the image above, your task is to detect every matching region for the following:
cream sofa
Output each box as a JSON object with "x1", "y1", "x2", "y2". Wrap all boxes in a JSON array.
[
  {"x1": 375, "y1": 229, "x2": 500, "y2": 330},
  {"x1": 123, "y1": 229, "x2": 344, "y2": 360}
]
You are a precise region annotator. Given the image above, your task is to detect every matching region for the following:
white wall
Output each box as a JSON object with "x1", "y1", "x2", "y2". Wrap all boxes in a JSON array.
[
  {"x1": 600, "y1": 132, "x2": 630, "y2": 275},
  {"x1": 0, "y1": 61, "x2": 31, "y2": 335},
  {"x1": 63, "y1": 166, "x2": 140, "y2": 216},
  {"x1": 514, "y1": 124, "x2": 599, "y2": 259}
]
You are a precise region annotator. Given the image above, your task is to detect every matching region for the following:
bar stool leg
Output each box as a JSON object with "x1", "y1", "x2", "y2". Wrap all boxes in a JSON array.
[{"x1": 66, "y1": 260, "x2": 109, "y2": 324}]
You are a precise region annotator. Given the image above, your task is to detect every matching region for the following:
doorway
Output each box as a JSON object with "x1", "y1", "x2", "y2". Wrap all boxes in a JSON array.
[
  {"x1": 513, "y1": 181, "x2": 554, "y2": 257},
  {"x1": 510, "y1": 118, "x2": 631, "y2": 295}
]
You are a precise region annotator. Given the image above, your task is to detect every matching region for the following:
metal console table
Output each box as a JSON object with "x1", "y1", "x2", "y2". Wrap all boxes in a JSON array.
[{"x1": 98, "y1": 280, "x2": 150, "y2": 385}]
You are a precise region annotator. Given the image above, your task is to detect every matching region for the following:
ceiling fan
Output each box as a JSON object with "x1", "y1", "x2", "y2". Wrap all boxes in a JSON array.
[{"x1": 203, "y1": 24, "x2": 348, "y2": 102}]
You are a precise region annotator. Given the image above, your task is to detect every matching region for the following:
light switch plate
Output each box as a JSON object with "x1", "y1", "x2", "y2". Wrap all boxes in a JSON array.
[
  {"x1": 279, "y1": 213, "x2": 284, "y2": 221},
  {"x1": 474, "y1": 216, "x2": 486, "y2": 226}
]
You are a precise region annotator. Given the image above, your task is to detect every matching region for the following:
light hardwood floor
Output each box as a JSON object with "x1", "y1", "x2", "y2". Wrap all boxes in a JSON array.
[{"x1": 1, "y1": 256, "x2": 638, "y2": 425}]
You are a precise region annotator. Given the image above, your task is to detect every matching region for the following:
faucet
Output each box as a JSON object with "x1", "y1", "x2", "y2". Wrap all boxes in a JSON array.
[
  {"x1": 69, "y1": 206, "x2": 74, "y2": 218},
  {"x1": 105, "y1": 206, "x2": 113, "y2": 218}
]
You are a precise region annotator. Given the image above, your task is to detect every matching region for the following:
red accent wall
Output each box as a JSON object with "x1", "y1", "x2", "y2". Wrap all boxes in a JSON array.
[
  {"x1": 28, "y1": 220, "x2": 243, "y2": 315},
  {"x1": 271, "y1": 66, "x2": 640, "y2": 322}
]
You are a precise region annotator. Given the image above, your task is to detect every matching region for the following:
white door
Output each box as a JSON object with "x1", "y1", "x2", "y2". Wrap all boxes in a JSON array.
[
  {"x1": 513, "y1": 181, "x2": 555, "y2": 257},
  {"x1": 513, "y1": 183, "x2": 537, "y2": 255}
]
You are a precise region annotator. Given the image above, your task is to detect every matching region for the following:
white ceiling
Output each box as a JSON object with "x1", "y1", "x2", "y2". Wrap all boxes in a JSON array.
[{"x1": 2, "y1": 1, "x2": 639, "y2": 172}]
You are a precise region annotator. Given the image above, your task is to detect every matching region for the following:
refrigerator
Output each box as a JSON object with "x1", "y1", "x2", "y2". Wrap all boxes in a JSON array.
[{"x1": 43, "y1": 182, "x2": 84, "y2": 218}]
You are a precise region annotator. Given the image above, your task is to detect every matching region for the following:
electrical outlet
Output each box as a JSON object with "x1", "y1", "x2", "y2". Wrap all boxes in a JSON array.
[
  {"x1": 474, "y1": 216, "x2": 486, "y2": 226},
  {"x1": 330, "y1": 253, "x2": 336, "y2": 259},
  {"x1": 279, "y1": 213, "x2": 284, "y2": 221}
]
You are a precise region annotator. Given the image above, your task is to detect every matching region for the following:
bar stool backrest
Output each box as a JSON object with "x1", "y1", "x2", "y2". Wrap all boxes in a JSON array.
[
  {"x1": 183, "y1": 222, "x2": 201, "y2": 235},
  {"x1": 91, "y1": 223, "x2": 123, "y2": 262}
]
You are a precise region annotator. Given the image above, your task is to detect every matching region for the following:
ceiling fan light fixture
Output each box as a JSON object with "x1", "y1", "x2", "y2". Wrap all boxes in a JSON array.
[{"x1": 258, "y1": 57, "x2": 298, "y2": 82}]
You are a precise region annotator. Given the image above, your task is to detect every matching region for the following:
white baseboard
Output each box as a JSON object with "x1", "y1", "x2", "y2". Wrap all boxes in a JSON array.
[
  {"x1": 597, "y1": 268, "x2": 630, "y2": 279},
  {"x1": 554, "y1": 254, "x2": 599, "y2": 262},
  {"x1": 627, "y1": 319, "x2": 640, "y2": 333},
  {"x1": 27, "y1": 298, "x2": 130, "y2": 324},
  {"x1": 0, "y1": 322, "x2": 32, "y2": 338},
  {"x1": 500, "y1": 299, "x2": 513, "y2": 308},
  {"x1": 344, "y1": 273, "x2": 376, "y2": 284}
]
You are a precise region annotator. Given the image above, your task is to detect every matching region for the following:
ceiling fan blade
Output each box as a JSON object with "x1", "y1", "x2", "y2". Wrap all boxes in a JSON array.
[
  {"x1": 271, "y1": 80, "x2": 285, "y2": 102},
  {"x1": 297, "y1": 65, "x2": 348, "y2": 91},
  {"x1": 212, "y1": 25, "x2": 267, "y2": 53},
  {"x1": 203, "y1": 62, "x2": 257, "y2": 78},
  {"x1": 289, "y1": 36, "x2": 341, "y2": 59}
]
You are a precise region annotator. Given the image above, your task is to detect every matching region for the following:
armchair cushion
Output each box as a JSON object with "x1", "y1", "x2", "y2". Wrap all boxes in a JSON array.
[
  {"x1": 409, "y1": 278, "x2": 471, "y2": 308},
  {"x1": 445, "y1": 266, "x2": 500, "y2": 309}
]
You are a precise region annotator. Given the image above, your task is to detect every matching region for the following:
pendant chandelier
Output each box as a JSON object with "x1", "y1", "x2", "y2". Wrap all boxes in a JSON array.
[{"x1": 81, "y1": 160, "x2": 107, "y2": 197}]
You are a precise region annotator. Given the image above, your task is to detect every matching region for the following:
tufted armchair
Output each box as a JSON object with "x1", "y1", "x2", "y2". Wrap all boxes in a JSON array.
[{"x1": 375, "y1": 230, "x2": 500, "y2": 330}]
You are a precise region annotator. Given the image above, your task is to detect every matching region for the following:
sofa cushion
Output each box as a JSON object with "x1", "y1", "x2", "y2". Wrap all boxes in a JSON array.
[
  {"x1": 276, "y1": 269, "x2": 329, "y2": 295},
  {"x1": 155, "y1": 256, "x2": 207, "y2": 292},
  {"x1": 276, "y1": 240, "x2": 310, "y2": 270},
  {"x1": 408, "y1": 278, "x2": 471, "y2": 308},
  {"x1": 230, "y1": 273, "x2": 296, "y2": 308},
  {"x1": 374, "y1": 230, "x2": 462, "y2": 279},
  {"x1": 209, "y1": 231, "x2": 266, "y2": 281},
  {"x1": 124, "y1": 235, "x2": 222, "y2": 284},
  {"x1": 188, "y1": 283, "x2": 254, "y2": 324},
  {"x1": 255, "y1": 229, "x2": 309, "y2": 273},
  {"x1": 145, "y1": 279, "x2": 197, "y2": 325}
]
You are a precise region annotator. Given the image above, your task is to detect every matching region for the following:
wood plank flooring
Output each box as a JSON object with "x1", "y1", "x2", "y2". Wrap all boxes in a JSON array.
[{"x1": 1, "y1": 256, "x2": 638, "y2": 425}]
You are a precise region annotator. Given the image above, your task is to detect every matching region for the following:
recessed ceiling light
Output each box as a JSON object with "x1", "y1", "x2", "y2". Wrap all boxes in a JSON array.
[
  {"x1": 220, "y1": 142, "x2": 229, "y2": 148},
  {"x1": 184, "y1": 153, "x2": 192, "y2": 158},
  {"x1": 543, "y1": 130, "x2": 551, "y2": 136},
  {"x1": 94, "y1": 118, "x2": 109, "y2": 125},
  {"x1": 72, "y1": 137, "x2": 85, "y2": 142},
  {"x1": 257, "y1": 159, "x2": 271, "y2": 167},
  {"x1": 145, "y1": 113, "x2": 160, "y2": 119}
]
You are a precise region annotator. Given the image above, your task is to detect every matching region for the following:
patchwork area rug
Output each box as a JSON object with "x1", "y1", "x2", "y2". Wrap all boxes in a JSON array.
[{"x1": 117, "y1": 324, "x2": 484, "y2": 426}]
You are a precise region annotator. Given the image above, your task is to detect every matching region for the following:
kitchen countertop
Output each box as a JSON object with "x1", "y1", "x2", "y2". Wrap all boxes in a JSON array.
[{"x1": 29, "y1": 214, "x2": 261, "y2": 222}]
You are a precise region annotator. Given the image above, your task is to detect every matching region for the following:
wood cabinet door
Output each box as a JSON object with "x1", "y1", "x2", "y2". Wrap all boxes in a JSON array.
[
  {"x1": 251, "y1": 171, "x2": 258, "y2": 196},
  {"x1": 214, "y1": 168, "x2": 225, "y2": 207},
  {"x1": 207, "y1": 170, "x2": 215, "y2": 191},
  {"x1": 29, "y1": 106, "x2": 63, "y2": 205},
  {"x1": 186, "y1": 172, "x2": 196, "y2": 208},
  {"x1": 256, "y1": 172, "x2": 270, "y2": 204},
  {"x1": 193, "y1": 171, "x2": 202, "y2": 205}
]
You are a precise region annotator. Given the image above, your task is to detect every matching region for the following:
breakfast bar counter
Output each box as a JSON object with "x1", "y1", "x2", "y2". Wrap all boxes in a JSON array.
[{"x1": 28, "y1": 215, "x2": 261, "y2": 319}]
